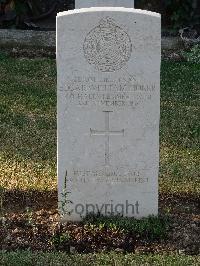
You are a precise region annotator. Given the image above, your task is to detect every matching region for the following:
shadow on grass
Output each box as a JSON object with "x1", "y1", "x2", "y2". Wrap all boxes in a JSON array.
[
  {"x1": 1, "y1": 189, "x2": 199, "y2": 215},
  {"x1": 2, "y1": 189, "x2": 58, "y2": 212}
]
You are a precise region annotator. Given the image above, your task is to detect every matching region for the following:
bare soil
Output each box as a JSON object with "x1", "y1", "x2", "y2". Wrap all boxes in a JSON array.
[{"x1": 1, "y1": 191, "x2": 199, "y2": 255}]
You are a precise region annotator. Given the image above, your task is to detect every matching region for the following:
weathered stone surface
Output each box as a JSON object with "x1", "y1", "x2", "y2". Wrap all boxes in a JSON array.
[
  {"x1": 57, "y1": 8, "x2": 161, "y2": 221},
  {"x1": 161, "y1": 36, "x2": 183, "y2": 50},
  {"x1": 0, "y1": 29, "x2": 55, "y2": 49},
  {"x1": 76, "y1": 0, "x2": 134, "y2": 8}
]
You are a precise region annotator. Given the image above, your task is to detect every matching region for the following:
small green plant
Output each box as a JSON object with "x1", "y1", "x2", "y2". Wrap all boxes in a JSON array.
[
  {"x1": 51, "y1": 232, "x2": 71, "y2": 251},
  {"x1": 182, "y1": 45, "x2": 200, "y2": 64},
  {"x1": 59, "y1": 189, "x2": 73, "y2": 217},
  {"x1": 83, "y1": 214, "x2": 169, "y2": 240},
  {"x1": 25, "y1": 207, "x2": 34, "y2": 227}
]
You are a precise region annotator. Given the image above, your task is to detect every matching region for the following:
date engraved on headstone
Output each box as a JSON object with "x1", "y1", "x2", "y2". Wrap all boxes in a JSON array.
[{"x1": 83, "y1": 17, "x2": 132, "y2": 72}]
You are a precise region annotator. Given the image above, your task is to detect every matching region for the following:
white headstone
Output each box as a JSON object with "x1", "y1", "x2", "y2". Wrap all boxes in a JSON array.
[
  {"x1": 57, "y1": 7, "x2": 161, "y2": 221},
  {"x1": 76, "y1": 0, "x2": 134, "y2": 8}
]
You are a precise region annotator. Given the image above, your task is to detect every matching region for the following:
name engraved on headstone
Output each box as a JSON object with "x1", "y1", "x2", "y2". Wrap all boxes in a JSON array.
[{"x1": 59, "y1": 78, "x2": 155, "y2": 108}]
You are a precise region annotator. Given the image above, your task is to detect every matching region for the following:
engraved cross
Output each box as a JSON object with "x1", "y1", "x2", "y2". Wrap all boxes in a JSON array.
[{"x1": 90, "y1": 111, "x2": 124, "y2": 166}]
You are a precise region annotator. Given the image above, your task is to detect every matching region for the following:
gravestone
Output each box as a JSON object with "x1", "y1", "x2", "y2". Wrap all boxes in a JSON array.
[
  {"x1": 76, "y1": 0, "x2": 134, "y2": 9},
  {"x1": 57, "y1": 2, "x2": 161, "y2": 221}
]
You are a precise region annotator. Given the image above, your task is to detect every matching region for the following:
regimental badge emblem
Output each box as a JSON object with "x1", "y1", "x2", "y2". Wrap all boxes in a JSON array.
[{"x1": 83, "y1": 17, "x2": 132, "y2": 72}]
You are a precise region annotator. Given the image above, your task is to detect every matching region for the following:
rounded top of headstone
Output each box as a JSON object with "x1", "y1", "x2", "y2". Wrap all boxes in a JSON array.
[{"x1": 57, "y1": 8, "x2": 160, "y2": 19}]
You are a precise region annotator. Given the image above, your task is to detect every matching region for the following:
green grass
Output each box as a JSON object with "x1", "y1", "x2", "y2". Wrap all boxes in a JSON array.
[
  {"x1": 0, "y1": 57, "x2": 57, "y2": 191},
  {"x1": 0, "y1": 56, "x2": 199, "y2": 196},
  {"x1": 0, "y1": 251, "x2": 199, "y2": 266},
  {"x1": 160, "y1": 62, "x2": 199, "y2": 195}
]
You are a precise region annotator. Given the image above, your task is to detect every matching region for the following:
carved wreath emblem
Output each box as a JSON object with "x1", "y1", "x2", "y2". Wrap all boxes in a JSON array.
[{"x1": 83, "y1": 17, "x2": 132, "y2": 72}]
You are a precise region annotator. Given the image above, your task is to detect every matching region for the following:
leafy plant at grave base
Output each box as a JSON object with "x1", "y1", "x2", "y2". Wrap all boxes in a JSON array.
[
  {"x1": 0, "y1": 0, "x2": 64, "y2": 29},
  {"x1": 59, "y1": 189, "x2": 73, "y2": 217},
  {"x1": 51, "y1": 232, "x2": 71, "y2": 252},
  {"x1": 182, "y1": 44, "x2": 200, "y2": 63},
  {"x1": 83, "y1": 214, "x2": 169, "y2": 240},
  {"x1": 25, "y1": 207, "x2": 35, "y2": 227}
]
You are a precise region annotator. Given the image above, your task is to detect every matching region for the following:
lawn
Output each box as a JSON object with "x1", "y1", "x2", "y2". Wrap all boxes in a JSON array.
[
  {"x1": 1, "y1": 251, "x2": 200, "y2": 266},
  {"x1": 0, "y1": 56, "x2": 199, "y2": 194},
  {"x1": 0, "y1": 55, "x2": 199, "y2": 261}
]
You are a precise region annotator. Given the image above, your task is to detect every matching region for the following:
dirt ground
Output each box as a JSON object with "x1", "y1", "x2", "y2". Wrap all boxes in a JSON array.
[{"x1": 0, "y1": 191, "x2": 199, "y2": 255}]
